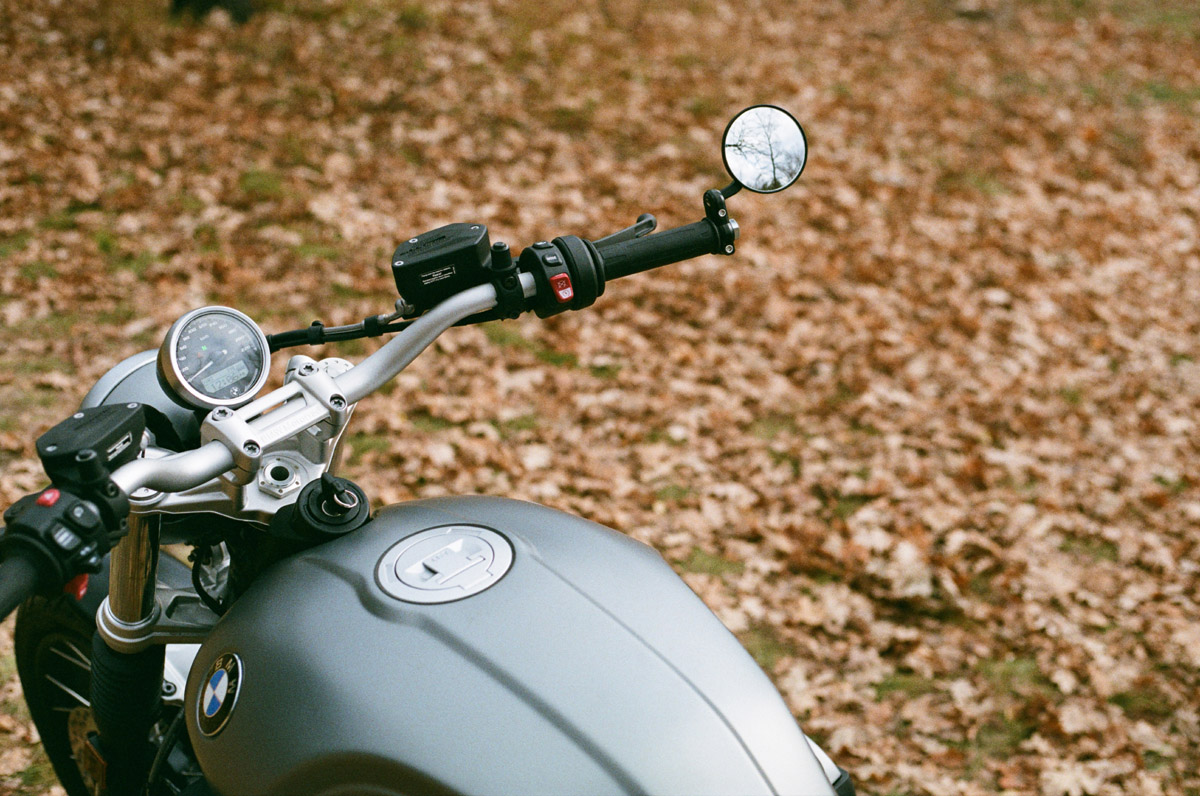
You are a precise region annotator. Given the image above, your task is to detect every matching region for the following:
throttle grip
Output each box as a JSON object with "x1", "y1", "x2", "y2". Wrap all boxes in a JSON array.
[
  {"x1": 597, "y1": 220, "x2": 723, "y2": 280},
  {"x1": 0, "y1": 553, "x2": 41, "y2": 619}
]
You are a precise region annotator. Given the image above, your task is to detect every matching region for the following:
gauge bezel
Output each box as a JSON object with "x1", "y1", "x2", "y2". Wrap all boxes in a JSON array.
[{"x1": 157, "y1": 306, "x2": 271, "y2": 411}]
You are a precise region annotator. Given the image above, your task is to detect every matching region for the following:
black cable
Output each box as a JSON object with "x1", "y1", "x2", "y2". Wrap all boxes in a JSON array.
[
  {"x1": 189, "y1": 546, "x2": 228, "y2": 617},
  {"x1": 145, "y1": 707, "x2": 186, "y2": 793}
]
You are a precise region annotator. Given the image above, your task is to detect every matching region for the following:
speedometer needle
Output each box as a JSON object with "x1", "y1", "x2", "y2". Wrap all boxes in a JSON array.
[{"x1": 192, "y1": 360, "x2": 215, "y2": 379}]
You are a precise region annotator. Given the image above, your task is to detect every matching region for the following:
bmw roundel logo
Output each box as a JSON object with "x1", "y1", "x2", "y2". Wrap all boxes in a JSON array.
[{"x1": 198, "y1": 653, "x2": 242, "y2": 737}]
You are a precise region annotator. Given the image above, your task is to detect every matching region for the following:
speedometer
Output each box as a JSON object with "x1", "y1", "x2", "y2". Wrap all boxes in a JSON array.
[{"x1": 157, "y1": 307, "x2": 271, "y2": 410}]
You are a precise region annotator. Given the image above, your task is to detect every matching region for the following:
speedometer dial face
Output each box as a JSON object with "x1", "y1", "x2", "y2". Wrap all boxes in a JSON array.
[{"x1": 158, "y1": 307, "x2": 270, "y2": 410}]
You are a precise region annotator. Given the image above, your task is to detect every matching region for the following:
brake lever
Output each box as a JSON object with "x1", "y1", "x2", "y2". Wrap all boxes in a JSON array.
[{"x1": 592, "y1": 213, "x2": 657, "y2": 250}]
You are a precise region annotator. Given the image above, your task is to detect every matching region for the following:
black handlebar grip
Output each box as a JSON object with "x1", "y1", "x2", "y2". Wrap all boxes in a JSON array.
[
  {"x1": 0, "y1": 552, "x2": 41, "y2": 620},
  {"x1": 597, "y1": 219, "x2": 722, "y2": 281}
]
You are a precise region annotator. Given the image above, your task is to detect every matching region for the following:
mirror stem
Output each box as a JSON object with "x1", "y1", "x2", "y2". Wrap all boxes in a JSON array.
[{"x1": 719, "y1": 180, "x2": 742, "y2": 200}]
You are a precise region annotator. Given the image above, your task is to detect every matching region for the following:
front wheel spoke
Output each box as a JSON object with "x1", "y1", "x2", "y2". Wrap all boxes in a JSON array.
[
  {"x1": 44, "y1": 673, "x2": 90, "y2": 708},
  {"x1": 50, "y1": 643, "x2": 92, "y2": 672}
]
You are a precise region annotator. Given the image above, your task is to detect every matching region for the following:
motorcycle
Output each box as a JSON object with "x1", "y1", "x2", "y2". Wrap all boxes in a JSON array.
[{"x1": 0, "y1": 105, "x2": 855, "y2": 796}]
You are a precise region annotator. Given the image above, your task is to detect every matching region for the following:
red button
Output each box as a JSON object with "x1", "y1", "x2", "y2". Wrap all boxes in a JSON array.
[
  {"x1": 36, "y1": 488, "x2": 61, "y2": 507},
  {"x1": 550, "y1": 273, "x2": 574, "y2": 304},
  {"x1": 64, "y1": 573, "x2": 89, "y2": 601}
]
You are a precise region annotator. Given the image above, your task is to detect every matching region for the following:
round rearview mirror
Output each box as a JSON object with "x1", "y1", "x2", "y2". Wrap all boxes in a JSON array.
[{"x1": 721, "y1": 105, "x2": 807, "y2": 194}]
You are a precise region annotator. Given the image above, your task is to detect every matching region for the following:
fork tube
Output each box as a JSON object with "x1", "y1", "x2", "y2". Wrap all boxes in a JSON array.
[
  {"x1": 94, "y1": 510, "x2": 165, "y2": 795},
  {"x1": 107, "y1": 512, "x2": 160, "y2": 624}
]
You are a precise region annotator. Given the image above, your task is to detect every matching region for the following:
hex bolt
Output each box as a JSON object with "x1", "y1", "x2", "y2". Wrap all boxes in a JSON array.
[
  {"x1": 718, "y1": 209, "x2": 727, "y2": 218},
  {"x1": 212, "y1": 407, "x2": 232, "y2": 420},
  {"x1": 298, "y1": 363, "x2": 317, "y2": 377},
  {"x1": 73, "y1": 412, "x2": 85, "y2": 420},
  {"x1": 330, "y1": 395, "x2": 346, "y2": 410},
  {"x1": 725, "y1": 245, "x2": 734, "y2": 254},
  {"x1": 162, "y1": 680, "x2": 177, "y2": 697},
  {"x1": 408, "y1": 237, "x2": 419, "y2": 243},
  {"x1": 104, "y1": 482, "x2": 120, "y2": 497},
  {"x1": 243, "y1": 441, "x2": 260, "y2": 456}
]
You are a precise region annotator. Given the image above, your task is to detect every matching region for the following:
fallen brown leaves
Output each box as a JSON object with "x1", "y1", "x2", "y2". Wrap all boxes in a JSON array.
[{"x1": 1, "y1": 0, "x2": 1199, "y2": 793}]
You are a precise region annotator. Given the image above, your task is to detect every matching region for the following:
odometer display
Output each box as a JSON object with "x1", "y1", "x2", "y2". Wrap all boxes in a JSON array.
[
  {"x1": 159, "y1": 307, "x2": 270, "y2": 410},
  {"x1": 200, "y1": 360, "x2": 250, "y2": 396}
]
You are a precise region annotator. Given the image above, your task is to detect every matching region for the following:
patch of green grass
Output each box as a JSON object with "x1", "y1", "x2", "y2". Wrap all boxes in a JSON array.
[
  {"x1": 39, "y1": 210, "x2": 78, "y2": 231},
  {"x1": 1143, "y1": 749, "x2": 1172, "y2": 771},
  {"x1": 18, "y1": 261, "x2": 57, "y2": 280},
  {"x1": 239, "y1": 169, "x2": 284, "y2": 202},
  {"x1": 1001, "y1": 71, "x2": 1049, "y2": 96},
  {"x1": 17, "y1": 756, "x2": 60, "y2": 790},
  {"x1": 875, "y1": 671, "x2": 938, "y2": 700},
  {"x1": 397, "y1": 1, "x2": 430, "y2": 30},
  {"x1": 654, "y1": 483, "x2": 693, "y2": 502},
  {"x1": 536, "y1": 348, "x2": 577, "y2": 367},
  {"x1": 1059, "y1": 386, "x2": 1083, "y2": 405},
  {"x1": 1059, "y1": 534, "x2": 1119, "y2": 562},
  {"x1": 176, "y1": 192, "x2": 205, "y2": 213},
  {"x1": 482, "y1": 322, "x2": 577, "y2": 368},
  {"x1": 768, "y1": 449, "x2": 801, "y2": 478},
  {"x1": 27, "y1": 310, "x2": 84, "y2": 338},
  {"x1": 968, "y1": 570, "x2": 1002, "y2": 602},
  {"x1": 974, "y1": 715, "x2": 1037, "y2": 758},
  {"x1": 849, "y1": 418, "x2": 882, "y2": 436},
  {"x1": 296, "y1": 242, "x2": 344, "y2": 261},
  {"x1": 1109, "y1": 685, "x2": 1174, "y2": 721},
  {"x1": 498, "y1": 414, "x2": 539, "y2": 436},
  {"x1": 1153, "y1": 474, "x2": 1189, "y2": 495},
  {"x1": 979, "y1": 656, "x2": 1056, "y2": 698},
  {"x1": 98, "y1": 302, "x2": 137, "y2": 325},
  {"x1": 549, "y1": 102, "x2": 596, "y2": 136},
  {"x1": 330, "y1": 282, "x2": 371, "y2": 300},
  {"x1": 483, "y1": 323, "x2": 528, "y2": 349},
  {"x1": 810, "y1": 484, "x2": 879, "y2": 520},
  {"x1": 408, "y1": 410, "x2": 455, "y2": 432},
  {"x1": 194, "y1": 224, "x2": 219, "y2": 252},
  {"x1": 737, "y1": 622, "x2": 796, "y2": 671},
  {"x1": 14, "y1": 355, "x2": 71, "y2": 375},
  {"x1": 685, "y1": 95, "x2": 721, "y2": 118},
  {"x1": 677, "y1": 546, "x2": 743, "y2": 577},
  {"x1": 942, "y1": 168, "x2": 1008, "y2": 197},
  {"x1": 345, "y1": 431, "x2": 391, "y2": 463},
  {"x1": 111, "y1": 251, "x2": 154, "y2": 276},
  {"x1": 1143, "y1": 80, "x2": 1200, "y2": 107},
  {"x1": 834, "y1": 493, "x2": 875, "y2": 520},
  {"x1": 0, "y1": 231, "x2": 32, "y2": 257},
  {"x1": 94, "y1": 228, "x2": 117, "y2": 256},
  {"x1": 589, "y1": 364, "x2": 622, "y2": 379},
  {"x1": 749, "y1": 413, "x2": 798, "y2": 440}
]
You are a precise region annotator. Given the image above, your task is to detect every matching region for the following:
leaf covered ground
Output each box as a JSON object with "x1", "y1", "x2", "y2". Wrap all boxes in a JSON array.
[{"x1": 1, "y1": 0, "x2": 1199, "y2": 793}]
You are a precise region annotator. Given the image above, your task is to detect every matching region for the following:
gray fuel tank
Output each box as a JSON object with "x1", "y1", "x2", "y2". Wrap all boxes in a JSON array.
[{"x1": 185, "y1": 496, "x2": 833, "y2": 796}]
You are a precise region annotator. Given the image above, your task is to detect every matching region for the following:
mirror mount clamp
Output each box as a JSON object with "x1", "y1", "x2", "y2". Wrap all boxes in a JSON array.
[{"x1": 703, "y1": 188, "x2": 740, "y2": 255}]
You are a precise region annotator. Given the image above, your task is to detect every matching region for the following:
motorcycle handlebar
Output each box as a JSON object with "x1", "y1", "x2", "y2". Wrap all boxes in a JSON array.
[
  {"x1": 106, "y1": 210, "x2": 728, "y2": 501},
  {"x1": 0, "y1": 551, "x2": 41, "y2": 620},
  {"x1": 597, "y1": 219, "x2": 723, "y2": 280}
]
